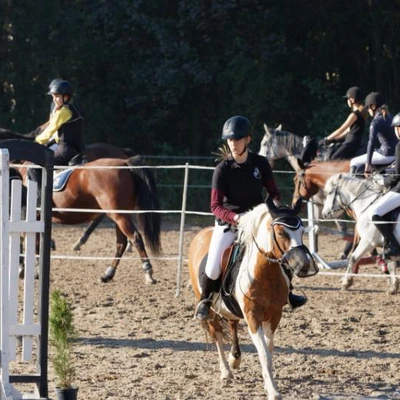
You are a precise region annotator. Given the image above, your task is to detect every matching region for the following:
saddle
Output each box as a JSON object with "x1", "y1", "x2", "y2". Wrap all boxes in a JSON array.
[
  {"x1": 53, "y1": 154, "x2": 87, "y2": 191},
  {"x1": 198, "y1": 242, "x2": 245, "y2": 318},
  {"x1": 68, "y1": 153, "x2": 87, "y2": 166}
]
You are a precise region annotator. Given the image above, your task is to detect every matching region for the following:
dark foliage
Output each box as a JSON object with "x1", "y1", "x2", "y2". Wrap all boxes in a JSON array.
[{"x1": 1, "y1": 0, "x2": 400, "y2": 158}]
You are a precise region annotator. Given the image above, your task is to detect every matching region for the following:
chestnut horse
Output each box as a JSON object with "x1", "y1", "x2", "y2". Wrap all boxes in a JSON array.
[
  {"x1": 188, "y1": 197, "x2": 317, "y2": 400},
  {"x1": 17, "y1": 155, "x2": 161, "y2": 284}
]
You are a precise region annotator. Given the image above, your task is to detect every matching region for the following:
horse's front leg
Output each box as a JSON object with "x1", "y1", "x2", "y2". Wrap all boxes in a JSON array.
[
  {"x1": 73, "y1": 214, "x2": 105, "y2": 251},
  {"x1": 387, "y1": 261, "x2": 399, "y2": 295},
  {"x1": 247, "y1": 324, "x2": 281, "y2": 400},
  {"x1": 207, "y1": 319, "x2": 233, "y2": 380},
  {"x1": 228, "y1": 320, "x2": 241, "y2": 370},
  {"x1": 101, "y1": 226, "x2": 128, "y2": 283},
  {"x1": 342, "y1": 239, "x2": 374, "y2": 290}
]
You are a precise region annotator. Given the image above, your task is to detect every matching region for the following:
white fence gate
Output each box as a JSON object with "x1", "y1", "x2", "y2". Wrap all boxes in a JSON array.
[{"x1": 0, "y1": 142, "x2": 54, "y2": 400}]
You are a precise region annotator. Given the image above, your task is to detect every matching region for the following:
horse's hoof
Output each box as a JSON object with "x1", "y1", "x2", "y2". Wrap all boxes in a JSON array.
[
  {"x1": 387, "y1": 279, "x2": 399, "y2": 295},
  {"x1": 220, "y1": 370, "x2": 234, "y2": 381},
  {"x1": 50, "y1": 239, "x2": 56, "y2": 251},
  {"x1": 143, "y1": 261, "x2": 156, "y2": 284},
  {"x1": 387, "y1": 286, "x2": 397, "y2": 295},
  {"x1": 341, "y1": 277, "x2": 353, "y2": 290},
  {"x1": 100, "y1": 266, "x2": 116, "y2": 283},
  {"x1": 19, "y1": 265, "x2": 25, "y2": 280},
  {"x1": 72, "y1": 241, "x2": 82, "y2": 251},
  {"x1": 144, "y1": 271, "x2": 156, "y2": 285},
  {"x1": 228, "y1": 353, "x2": 241, "y2": 370},
  {"x1": 126, "y1": 241, "x2": 133, "y2": 253}
]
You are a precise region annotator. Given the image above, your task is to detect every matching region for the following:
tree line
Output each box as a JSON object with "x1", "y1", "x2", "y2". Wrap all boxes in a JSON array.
[{"x1": 1, "y1": 0, "x2": 400, "y2": 159}]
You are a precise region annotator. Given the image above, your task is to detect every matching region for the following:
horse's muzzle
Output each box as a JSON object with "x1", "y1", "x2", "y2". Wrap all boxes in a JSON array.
[{"x1": 282, "y1": 245, "x2": 319, "y2": 278}]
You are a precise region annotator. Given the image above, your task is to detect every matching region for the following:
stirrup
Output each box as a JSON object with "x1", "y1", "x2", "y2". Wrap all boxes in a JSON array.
[{"x1": 194, "y1": 299, "x2": 212, "y2": 320}]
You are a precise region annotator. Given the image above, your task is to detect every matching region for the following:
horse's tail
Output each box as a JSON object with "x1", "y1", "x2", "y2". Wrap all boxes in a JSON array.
[{"x1": 126, "y1": 156, "x2": 161, "y2": 255}]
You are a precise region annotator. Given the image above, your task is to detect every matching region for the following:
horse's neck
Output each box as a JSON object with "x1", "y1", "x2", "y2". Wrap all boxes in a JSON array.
[{"x1": 341, "y1": 182, "x2": 376, "y2": 217}]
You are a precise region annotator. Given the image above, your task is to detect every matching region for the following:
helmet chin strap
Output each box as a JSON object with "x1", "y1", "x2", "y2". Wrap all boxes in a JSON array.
[{"x1": 237, "y1": 144, "x2": 248, "y2": 156}]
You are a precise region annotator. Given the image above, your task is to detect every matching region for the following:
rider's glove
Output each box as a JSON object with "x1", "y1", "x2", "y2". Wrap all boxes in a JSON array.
[{"x1": 318, "y1": 138, "x2": 330, "y2": 146}]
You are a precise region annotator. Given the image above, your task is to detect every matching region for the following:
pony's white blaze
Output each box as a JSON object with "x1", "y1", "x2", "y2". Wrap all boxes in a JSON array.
[{"x1": 287, "y1": 225, "x2": 305, "y2": 247}]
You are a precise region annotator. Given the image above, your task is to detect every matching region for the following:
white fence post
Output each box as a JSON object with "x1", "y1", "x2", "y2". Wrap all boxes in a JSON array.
[{"x1": 176, "y1": 163, "x2": 189, "y2": 297}]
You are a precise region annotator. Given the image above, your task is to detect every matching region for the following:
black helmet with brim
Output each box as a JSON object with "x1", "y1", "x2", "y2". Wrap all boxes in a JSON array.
[{"x1": 222, "y1": 115, "x2": 253, "y2": 140}]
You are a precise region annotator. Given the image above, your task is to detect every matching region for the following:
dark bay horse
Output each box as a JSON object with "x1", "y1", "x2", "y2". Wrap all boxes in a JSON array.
[
  {"x1": 0, "y1": 127, "x2": 135, "y2": 249},
  {"x1": 188, "y1": 198, "x2": 316, "y2": 399},
  {"x1": 17, "y1": 156, "x2": 161, "y2": 284},
  {"x1": 0, "y1": 128, "x2": 134, "y2": 160}
]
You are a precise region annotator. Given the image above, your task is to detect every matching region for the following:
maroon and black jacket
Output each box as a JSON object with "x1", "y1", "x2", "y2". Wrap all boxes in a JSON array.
[{"x1": 210, "y1": 151, "x2": 280, "y2": 225}]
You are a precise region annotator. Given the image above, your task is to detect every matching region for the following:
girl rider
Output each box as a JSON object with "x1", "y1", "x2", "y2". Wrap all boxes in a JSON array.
[
  {"x1": 350, "y1": 92, "x2": 397, "y2": 176},
  {"x1": 35, "y1": 79, "x2": 85, "y2": 163},
  {"x1": 29, "y1": 80, "x2": 85, "y2": 201},
  {"x1": 195, "y1": 115, "x2": 307, "y2": 320},
  {"x1": 371, "y1": 113, "x2": 400, "y2": 259},
  {"x1": 323, "y1": 86, "x2": 366, "y2": 160}
]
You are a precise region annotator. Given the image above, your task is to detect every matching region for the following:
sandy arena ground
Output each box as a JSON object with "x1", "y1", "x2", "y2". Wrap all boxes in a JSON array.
[{"x1": 10, "y1": 220, "x2": 400, "y2": 399}]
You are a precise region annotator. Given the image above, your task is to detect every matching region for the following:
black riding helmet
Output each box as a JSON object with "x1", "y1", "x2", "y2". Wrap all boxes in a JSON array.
[
  {"x1": 47, "y1": 80, "x2": 74, "y2": 97},
  {"x1": 222, "y1": 116, "x2": 253, "y2": 140},
  {"x1": 392, "y1": 113, "x2": 400, "y2": 127},
  {"x1": 364, "y1": 92, "x2": 385, "y2": 109},
  {"x1": 343, "y1": 86, "x2": 363, "y2": 102},
  {"x1": 48, "y1": 78, "x2": 62, "y2": 91}
]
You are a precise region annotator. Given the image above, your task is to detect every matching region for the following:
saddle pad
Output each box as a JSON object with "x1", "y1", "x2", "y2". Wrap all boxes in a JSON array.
[{"x1": 53, "y1": 169, "x2": 74, "y2": 191}]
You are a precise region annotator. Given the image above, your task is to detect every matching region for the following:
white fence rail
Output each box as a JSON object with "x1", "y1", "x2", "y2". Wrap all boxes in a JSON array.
[{"x1": 0, "y1": 150, "x2": 49, "y2": 400}]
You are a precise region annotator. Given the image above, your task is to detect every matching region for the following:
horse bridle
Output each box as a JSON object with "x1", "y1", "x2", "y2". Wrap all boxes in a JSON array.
[
  {"x1": 251, "y1": 215, "x2": 303, "y2": 265},
  {"x1": 325, "y1": 176, "x2": 380, "y2": 218},
  {"x1": 293, "y1": 169, "x2": 309, "y2": 203}
]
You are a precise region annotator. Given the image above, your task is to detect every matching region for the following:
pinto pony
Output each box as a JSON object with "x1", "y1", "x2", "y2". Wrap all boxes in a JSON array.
[
  {"x1": 188, "y1": 198, "x2": 317, "y2": 400},
  {"x1": 17, "y1": 154, "x2": 161, "y2": 284}
]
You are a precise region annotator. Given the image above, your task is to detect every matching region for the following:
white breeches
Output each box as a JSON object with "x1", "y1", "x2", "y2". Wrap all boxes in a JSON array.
[
  {"x1": 372, "y1": 190, "x2": 400, "y2": 216},
  {"x1": 205, "y1": 222, "x2": 236, "y2": 280},
  {"x1": 350, "y1": 151, "x2": 395, "y2": 169}
]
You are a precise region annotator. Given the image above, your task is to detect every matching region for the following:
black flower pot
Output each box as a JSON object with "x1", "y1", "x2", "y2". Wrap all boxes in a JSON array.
[{"x1": 55, "y1": 387, "x2": 78, "y2": 400}]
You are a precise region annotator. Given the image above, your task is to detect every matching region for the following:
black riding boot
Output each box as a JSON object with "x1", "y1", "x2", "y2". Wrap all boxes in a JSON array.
[
  {"x1": 195, "y1": 274, "x2": 218, "y2": 320},
  {"x1": 28, "y1": 167, "x2": 42, "y2": 204},
  {"x1": 288, "y1": 291, "x2": 307, "y2": 309},
  {"x1": 372, "y1": 215, "x2": 400, "y2": 259},
  {"x1": 283, "y1": 265, "x2": 307, "y2": 310}
]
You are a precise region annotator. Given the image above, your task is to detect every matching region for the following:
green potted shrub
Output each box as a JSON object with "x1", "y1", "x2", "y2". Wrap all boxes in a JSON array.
[{"x1": 49, "y1": 290, "x2": 78, "y2": 400}]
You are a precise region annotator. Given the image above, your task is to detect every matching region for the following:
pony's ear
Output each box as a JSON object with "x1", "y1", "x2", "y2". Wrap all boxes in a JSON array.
[
  {"x1": 263, "y1": 124, "x2": 271, "y2": 138},
  {"x1": 293, "y1": 196, "x2": 303, "y2": 215},
  {"x1": 265, "y1": 196, "x2": 279, "y2": 219},
  {"x1": 276, "y1": 124, "x2": 282, "y2": 130}
]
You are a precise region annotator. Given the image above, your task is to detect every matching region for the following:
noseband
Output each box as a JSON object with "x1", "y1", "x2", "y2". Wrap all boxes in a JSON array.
[
  {"x1": 252, "y1": 214, "x2": 303, "y2": 264},
  {"x1": 293, "y1": 170, "x2": 307, "y2": 202}
]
